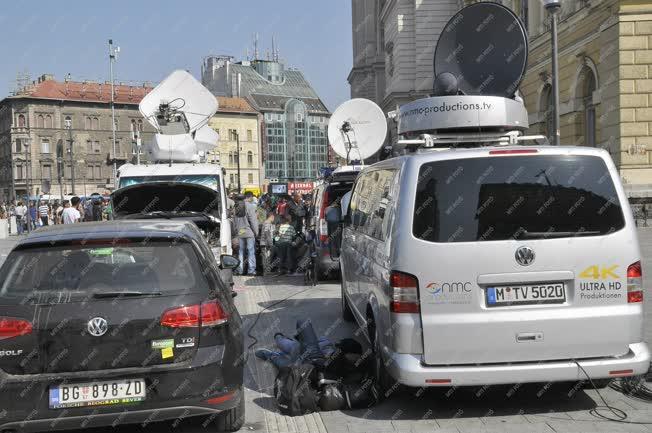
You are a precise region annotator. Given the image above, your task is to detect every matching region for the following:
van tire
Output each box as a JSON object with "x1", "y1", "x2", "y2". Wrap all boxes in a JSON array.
[
  {"x1": 214, "y1": 392, "x2": 245, "y2": 431},
  {"x1": 341, "y1": 282, "x2": 355, "y2": 322},
  {"x1": 370, "y1": 318, "x2": 394, "y2": 401}
]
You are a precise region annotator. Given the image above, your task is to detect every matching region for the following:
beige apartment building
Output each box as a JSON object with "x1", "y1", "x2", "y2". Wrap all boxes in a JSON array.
[
  {"x1": 0, "y1": 74, "x2": 155, "y2": 202},
  {"x1": 209, "y1": 97, "x2": 263, "y2": 194}
]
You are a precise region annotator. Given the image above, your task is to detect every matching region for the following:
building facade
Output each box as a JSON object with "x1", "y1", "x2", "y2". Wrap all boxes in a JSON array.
[
  {"x1": 0, "y1": 74, "x2": 154, "y2": 201},
  {"x1": 202, "y1": 56, "x2": 330, "y2": 181},
  {"x1": 208, "y1": 96, "x2": 263, "y2": 193},
  {"x1": 348, "y1": 0, "x2": 461, "y2": 112}
]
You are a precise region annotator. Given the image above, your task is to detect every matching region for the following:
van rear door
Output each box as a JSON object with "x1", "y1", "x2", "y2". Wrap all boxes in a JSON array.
[{"x1": 406, "y1": 150, "x2": 641, "y2": 365}]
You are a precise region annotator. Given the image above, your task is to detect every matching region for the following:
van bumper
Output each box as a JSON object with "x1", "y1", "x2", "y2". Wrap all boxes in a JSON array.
[{"x1": 386, "y1": 342, "x2": 650, "y2": 387}]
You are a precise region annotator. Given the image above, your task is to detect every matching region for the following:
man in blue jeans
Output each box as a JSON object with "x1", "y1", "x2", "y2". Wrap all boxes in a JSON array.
[{"x1": 233, "y1": 193, "x2": 259, "y2": 275}]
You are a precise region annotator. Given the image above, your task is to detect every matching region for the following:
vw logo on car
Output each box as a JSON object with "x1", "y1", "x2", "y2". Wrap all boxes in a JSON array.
[
  {"x1": 87, "y1": 317, "x2": 109, "y2": 337},
  {"x1": 515, "y1": 246, "x2": 535, "y2": 266}
]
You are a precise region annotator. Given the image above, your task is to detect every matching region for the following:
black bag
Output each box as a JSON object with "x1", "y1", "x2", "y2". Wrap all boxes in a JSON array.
[
  {"x1": 318, "y1": 384, "x2": 346, "y2": 411},
  {"x1": 342, "y1": 377, "x2": 378, "y2": 409},
  {"x1": 274, "y1": 364, "x2": 319, "y2": 416}
]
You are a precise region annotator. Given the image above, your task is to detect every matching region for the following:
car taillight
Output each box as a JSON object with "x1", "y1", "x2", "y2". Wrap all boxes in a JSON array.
[
  {"x1": 0, "y1": 318, "x2": 32, "y2": 340},
  {"x1": 161, "y1": 301, "x2": 228, "y2": 328},
  {"x1": 390, "y1": 271, "x2": 420, "y2": 313},
  {"x1": 627, "y1": 261, "x2": 643, "y2": 303},
  {"x1": 319, "y1": 219, "x2": 329, "y2": 243}
]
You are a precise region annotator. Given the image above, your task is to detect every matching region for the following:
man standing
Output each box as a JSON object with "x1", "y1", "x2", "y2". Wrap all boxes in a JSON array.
[
  {"x1": 28, "y1": 202, "x2": 37, "y2": 230},
  {"x1": 233, "y1": 193, "x2": 259, "y2": 276},
  {"x1": 62, "y1": 197, "x2": 81, "y2": 224},
  {"x1": 288, "y1": 193, "x2": 306, "y2": 233},
  {"x1": 14, "y1": 201, "x2": 26, "y2": 234},
  {"x1": 38, "y1": 200, "x2": 50, "y2": 226}
]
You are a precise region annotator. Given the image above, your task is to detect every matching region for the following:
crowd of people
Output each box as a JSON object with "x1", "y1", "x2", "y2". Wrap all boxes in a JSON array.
[
  {"x1": 2, "y1": 195, "x2": 111, "y2": 234},
  {"x1": 229, "y1": 191, "x2": 311, "y2": 276}
]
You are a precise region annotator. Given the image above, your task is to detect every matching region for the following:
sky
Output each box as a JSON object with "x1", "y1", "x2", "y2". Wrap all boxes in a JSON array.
[{"x1": 0, "y1": 0, "x2": 353, "y2": 111}]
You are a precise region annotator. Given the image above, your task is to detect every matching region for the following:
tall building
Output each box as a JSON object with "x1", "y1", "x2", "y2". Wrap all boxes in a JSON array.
[
  {"x1": 202, "y1": 55, "x2": 330, "y2": 181},
  {"x1": 348, "y1": 0, "x2": 460, "y2": 112},
  {"x1": 208, "y1": 96, "x2": 263, "y2": 193},
  {"x1": 0, "y1": 74, "x2": 155, "y2": 201}
]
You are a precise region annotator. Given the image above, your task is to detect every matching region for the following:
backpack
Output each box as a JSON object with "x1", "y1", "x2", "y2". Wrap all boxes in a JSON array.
[
  {"x1": 274, "y1": 364, "x2": 319, "y2": 416},
  {"x1": 276, "y1": 200, "x2": 288, "y2": 217}
]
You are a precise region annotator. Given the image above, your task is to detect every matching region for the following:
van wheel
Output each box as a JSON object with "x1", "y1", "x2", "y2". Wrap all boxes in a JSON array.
[
  {"x1": 341, "y1": 281, "x2": 354, "y2": 322},
  {"x1": 213, "y1": 392, "x2": 245, "y2": 432},
  {"x1": 370, "y1": 319, "x2": 394, "y2": 401}
]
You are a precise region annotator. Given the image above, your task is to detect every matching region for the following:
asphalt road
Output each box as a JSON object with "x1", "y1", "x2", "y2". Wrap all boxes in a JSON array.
[{"x1": 1, "y1": 230, "x2": 652, "y2": 432}]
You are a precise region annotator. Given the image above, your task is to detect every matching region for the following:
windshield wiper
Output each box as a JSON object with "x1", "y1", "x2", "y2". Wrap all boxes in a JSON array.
[
  {"x1": 92, "y1": 291, "x2": 162, "y2": 298},
  {"x1": 517, "y1": 230, "x2": 601, "y2": 239}
]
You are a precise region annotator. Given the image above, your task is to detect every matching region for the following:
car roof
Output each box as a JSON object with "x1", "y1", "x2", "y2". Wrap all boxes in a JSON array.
[
  {"x1": 118, "y1": 163, "x2": 223, "y2": 177},
  {"x1": 17, "y1": 220, "x2": 202, "y2": 247}
]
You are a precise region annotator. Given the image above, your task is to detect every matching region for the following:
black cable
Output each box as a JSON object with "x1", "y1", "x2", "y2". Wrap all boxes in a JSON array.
[
  {"x1": 572, "y1": 359, "x2": 652, "y2": 424},
  {"x1": 243, "y1": 284, "x2": 317, "y2": 364}
]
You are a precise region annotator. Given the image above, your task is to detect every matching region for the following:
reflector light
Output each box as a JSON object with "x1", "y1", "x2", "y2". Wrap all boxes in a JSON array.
[
  {"x1": 609, "y1": 369, "x2": 634, "y2": 376},
  {"x1": 0, "y1": 318, "x2": 32, "y2": 340},
  {"x1": 425, "y1": 379, "x2": 452, "y2": 384},
  {"x1": 489, "y1": 149, "x2": 538, "y2": 155}
]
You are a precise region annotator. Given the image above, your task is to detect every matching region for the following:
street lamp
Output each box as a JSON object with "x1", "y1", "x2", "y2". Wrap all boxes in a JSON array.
[
  {"x1": 542, "y1": 0, "x2": 561, "y2": 146},
  {"x1": 23, "y1": 138, "x2": 31, "y2": 233},
  {"x1": 64, "y1": 118, "x2": 75, "y2": 194}
]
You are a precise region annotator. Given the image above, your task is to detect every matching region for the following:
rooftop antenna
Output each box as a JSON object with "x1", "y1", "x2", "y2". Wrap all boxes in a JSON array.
[
  {"x1": 327, "y1": 98, "x2": 387, "y2": 165},
  {"x1": 253, "y1": 33, "x2": 259, "y2": 60},
  {"x1": 272, "y1": 36, "x2": 277, "y2": 62}
]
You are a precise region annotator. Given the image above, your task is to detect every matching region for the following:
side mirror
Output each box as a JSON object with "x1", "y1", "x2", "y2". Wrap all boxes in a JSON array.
[{"x1": 220, "y1": 255, "x2": 240, "y2": 270}]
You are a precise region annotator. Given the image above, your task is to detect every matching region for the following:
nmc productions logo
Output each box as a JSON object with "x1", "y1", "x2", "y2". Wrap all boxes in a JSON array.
[{"x1": 425, "y1": 281, "x2": 473, "y2": 304}]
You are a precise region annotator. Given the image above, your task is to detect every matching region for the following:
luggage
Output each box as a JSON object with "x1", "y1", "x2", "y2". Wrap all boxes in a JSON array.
[{"x1": 274, "y1": 364, "x2": 319, "y2": 416}]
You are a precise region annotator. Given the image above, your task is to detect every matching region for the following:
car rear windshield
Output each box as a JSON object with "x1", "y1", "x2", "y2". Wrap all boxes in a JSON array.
[
  {"x1": 413, "y1": 155, "x2": 625, "y2": 243},
  {"x1": 0, "y1": 240, "x2": 209, "y2": 298}
]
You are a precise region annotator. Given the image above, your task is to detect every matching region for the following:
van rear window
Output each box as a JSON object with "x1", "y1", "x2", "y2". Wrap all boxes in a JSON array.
[{"x1": 413, "y1": 155, "x2": 625, "y2": 242}]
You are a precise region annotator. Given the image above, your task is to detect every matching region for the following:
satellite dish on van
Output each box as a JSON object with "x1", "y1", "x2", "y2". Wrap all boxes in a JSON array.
[
  {"x1": 328, "y1": 98, "x2": 387, "y2": 163},
  {"x1": 194, "y1": 125, "x2": 220, "y2": 152},
  {"x1": 139, "y1": 70, "x2": 218, "y2": 134},
  {"x1": 434, "y1": 2, "x2": 528, "y2": 98}
]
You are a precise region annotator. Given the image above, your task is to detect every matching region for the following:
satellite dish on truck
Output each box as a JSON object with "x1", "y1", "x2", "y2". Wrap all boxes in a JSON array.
[
  {"x1": 139, "y1": 70, "x2": 219, "y2": 163},
  {"x1": 327, "y1": 98, "x2": 387, "y2": 164}
]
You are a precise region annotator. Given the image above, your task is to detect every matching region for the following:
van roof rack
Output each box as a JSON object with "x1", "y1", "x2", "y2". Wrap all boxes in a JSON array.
[{"x1": 398, "y1": 131, "x2": 549, "y2": 152}]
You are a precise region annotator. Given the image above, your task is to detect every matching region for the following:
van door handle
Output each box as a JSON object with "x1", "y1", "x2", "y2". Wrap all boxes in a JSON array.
[{"x1": 516, "y1": 332, "x2": 543, "y2": 342}]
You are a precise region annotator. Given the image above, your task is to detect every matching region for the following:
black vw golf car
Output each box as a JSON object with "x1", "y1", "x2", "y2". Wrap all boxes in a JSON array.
[{"x1": 0, "y1": 220, "x2": 244, "y2": 432}]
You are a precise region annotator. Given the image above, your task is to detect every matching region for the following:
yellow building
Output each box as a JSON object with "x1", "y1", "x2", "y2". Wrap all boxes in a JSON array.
[{"x1": 209, "y1": 97, "x2": 262, "y2": 194}]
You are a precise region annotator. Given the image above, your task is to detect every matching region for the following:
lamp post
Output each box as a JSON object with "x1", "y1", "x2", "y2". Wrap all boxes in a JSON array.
[
  {"x1": 543, "y1": 0, "x2": 561, "y2": 146},
  {"x1": 23, "y1": 138, "x2": 31, "y2": 233},
  {"x1": 64, "y1": 118, "x2": 75, "y2": 194},
  {"x1": 109, "y1": 39, "x2": 120, "y2": 185}
]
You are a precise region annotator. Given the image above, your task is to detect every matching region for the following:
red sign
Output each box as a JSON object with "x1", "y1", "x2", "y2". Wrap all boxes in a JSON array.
[{"x1": 288, "y1": 182, "x2": 314, "y2": 195}]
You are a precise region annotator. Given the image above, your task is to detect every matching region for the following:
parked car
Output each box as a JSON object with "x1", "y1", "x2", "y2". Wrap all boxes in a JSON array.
[
  {"x1": 0, "y1": 220, "x2": 244, "y2": 431},
  {"x1": 340, "y1": 146, "x2": 650, "y2": 396},
  {"x1": 309, "y1": 166, "x2": 361, "y2": 279}
]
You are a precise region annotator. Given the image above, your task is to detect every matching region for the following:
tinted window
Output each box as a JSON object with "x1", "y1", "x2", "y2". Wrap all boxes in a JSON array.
[
  {"x1": 413, "y1": 155, "x2": 625, "y2": 242},
  {"x1": 0, "y1": 241, "x2": 209, "y2": 298},
  {"x1": 119, "y1": 175, "x2": 220, "y2": 191}
]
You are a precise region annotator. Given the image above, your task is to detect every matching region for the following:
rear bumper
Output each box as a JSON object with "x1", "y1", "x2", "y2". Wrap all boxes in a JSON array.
[
  {"x1": 0, "y1": 388, "x2": 242, "y2": 433},
  {"x1": 386, "y1": 342, "x2": 650, "y2": 387}
]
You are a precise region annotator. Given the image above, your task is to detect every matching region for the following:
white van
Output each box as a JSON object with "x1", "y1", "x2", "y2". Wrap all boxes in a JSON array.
[{"x1": 340, "y1": 145, "x2": 650, "y2": 393}]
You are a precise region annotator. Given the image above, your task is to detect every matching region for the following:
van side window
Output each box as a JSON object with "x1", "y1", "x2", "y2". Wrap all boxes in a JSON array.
[
  {"x1": 350, "y1": 169, "x2": 397, "y2": 241},
  {"x1": 349, "y1": 173, "x2": 371, "y2": 231}
]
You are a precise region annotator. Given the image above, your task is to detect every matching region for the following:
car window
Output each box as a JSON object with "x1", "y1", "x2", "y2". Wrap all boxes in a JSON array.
[
  {"x1": 413, "y1": 155, "x2": 626, "y2": 243},
  {"x1": 0, "y1": 240, "x2": 209, "y2": 298},
  {"x1": 350, "y1": 169, "x2": 397, "y2": 241}
]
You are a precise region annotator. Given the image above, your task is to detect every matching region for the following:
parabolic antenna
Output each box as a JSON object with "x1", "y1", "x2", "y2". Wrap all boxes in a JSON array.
[
  {"x1": 434, "y1": 2, "x2": 528, "y2": 98},
  {"x1": 140, "y1": 70, "x2": 218, "y2": 134},
  {"x1": 194, "y1": 124, "x2": 220, "y2": 152},
  {"x1": 327, "y1": 98, "x2": 387, "y2": 162}
]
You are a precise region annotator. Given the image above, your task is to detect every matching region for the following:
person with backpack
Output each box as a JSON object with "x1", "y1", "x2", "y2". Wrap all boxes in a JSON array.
[{"x1": 233, "y1": 193, "x2": 259, "y2": 276}]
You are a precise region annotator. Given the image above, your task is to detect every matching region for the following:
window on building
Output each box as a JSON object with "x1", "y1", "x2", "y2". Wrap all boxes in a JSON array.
[
  {"x1": 17, "y1": 114, "x2": 26, "y2": 127},
  {"x1": 579, "y1": 64, "x2": 598, "y2": 147},
  {"x1": 228, "y1": 129, "x2": 238, "y2": 141},
  {"x1": 85, "y1": 117, "x2": 91, "y2": 130},
  {"x1": 42, "y1": 164, "x2": 52, "y2": 180},
  {"x1": 41, "y1": 139, "x2": 50, "y2": 154},
  {"x1": 16, "y1": 165, "x2": 23, "y2": 180},
  {"x1": 87, "y1": 165, "x2": 93, "y2": 179},
  {"x1": 130, "y1": 119, "x2": 136, "y2": 132},
  {"x1": 15, "y1": 139, "x2": 22, "y2": 153},
  {"x1": 94, "y1": 165, "x2": 101, "y2": 179},
  {"x1": 228, "y1": 152, "x2": 234, "y2": 165},
  {"x1": 86, "y1": 140, "x2": 92, "y2": 154},
  {"x1": 247, "y1": 173, "x2": 253, "y2": 184},
  {"x1": 247, "y1": 151, "x2": 253, "y2": 166},
  {"x1": 247, "y1": 129, "x2": 252, "y2": 141},
  {"x1": 540, "y1": 84, "x2": 553, "y2": 140},
  {"x1": 92, "y1": 117, "x2": 99, "y2": 130},
  {"x1": 229, "y1": 173, "x2": 235, "y2": 185},
  {"x1": 296, "y1": 113, "x2": 304, "y2": 123},
  {"x1": 114, "y1": 119, "x2": 118, "y2": 132},
  {"x1": 64, "y1": 116, "x2": 72, "y2": 128},
  {"x1": 94, "y1": 141, "x2": 101, "y2": 153},
  {"x1": 137, "y1": 120, "x2": 143, "y2": 132},
  {"x1": 45, "y1": 115, "x2": 52, "y2": 129},
  {"x1": 37, "y1": 115, "x2": 44, "y2": 128}
]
